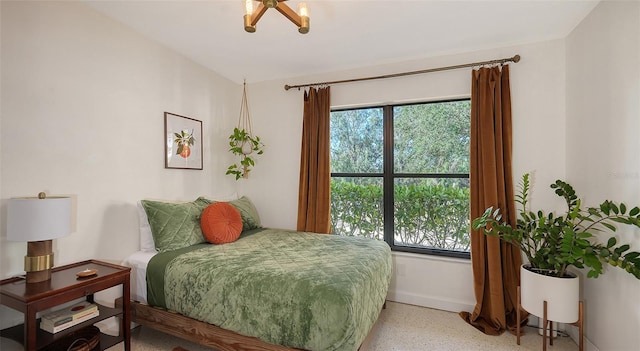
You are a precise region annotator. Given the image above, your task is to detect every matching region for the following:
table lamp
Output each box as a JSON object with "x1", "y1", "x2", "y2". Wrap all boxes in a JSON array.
[{"x1": 7, "y1": 192, "x2": 72, "y2": 284}]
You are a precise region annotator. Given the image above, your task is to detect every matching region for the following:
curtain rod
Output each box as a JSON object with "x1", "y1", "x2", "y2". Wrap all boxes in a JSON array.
[{"x1": 284, "y1": 54, "x2": 520, "y2": 91}]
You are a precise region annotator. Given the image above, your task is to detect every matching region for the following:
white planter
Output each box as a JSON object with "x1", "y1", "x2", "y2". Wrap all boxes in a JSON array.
[{"x1": 520, "y1": 264, "x2": 579, "y2": 323}]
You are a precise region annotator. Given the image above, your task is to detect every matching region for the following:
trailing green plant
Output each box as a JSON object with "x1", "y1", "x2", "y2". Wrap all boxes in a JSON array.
[
  {"x1": 472, "y1": 173, "x2": 640, "y2": 279},
  {"x1": 225, "y1": 127, "x2": 264, "y2": 180}
]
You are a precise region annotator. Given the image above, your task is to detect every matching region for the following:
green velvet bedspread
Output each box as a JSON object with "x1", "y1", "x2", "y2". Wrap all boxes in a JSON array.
[{"x1": 146, "y1": 228, "x2": 392, "y2": 351}]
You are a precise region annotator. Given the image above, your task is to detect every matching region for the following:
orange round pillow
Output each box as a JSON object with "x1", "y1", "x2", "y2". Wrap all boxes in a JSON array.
[{"x1": 200, "y1": 202, "x2": 243, "y2": 244}]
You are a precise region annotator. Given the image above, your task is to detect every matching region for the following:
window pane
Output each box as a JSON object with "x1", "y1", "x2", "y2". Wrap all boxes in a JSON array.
[
  {"x1": 394, "y1": 101, "x2": 470, "y2": 174},
  {"x1": 393, "y1": 178, "x2": 470, "y2": 252},
  {"x1": 330, "y1": 108, "x2": 383, "y2": 173},
  {"x1": 330, "y1": 177, "x2": 383, "y2": 241}
]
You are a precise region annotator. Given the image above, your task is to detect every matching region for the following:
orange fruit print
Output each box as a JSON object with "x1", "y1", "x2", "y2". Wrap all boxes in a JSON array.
[{"x1": 180, "y1": 145, "x2": 191, "y2": 158}]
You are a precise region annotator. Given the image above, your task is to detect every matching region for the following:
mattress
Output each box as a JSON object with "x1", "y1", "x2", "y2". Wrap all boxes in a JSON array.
[
  {"x1": 121, "y1": 250, "x2": 156, "y2": 304},
  {"x1": 146, "y1": 227, "x2": 392, "y2": 351}
]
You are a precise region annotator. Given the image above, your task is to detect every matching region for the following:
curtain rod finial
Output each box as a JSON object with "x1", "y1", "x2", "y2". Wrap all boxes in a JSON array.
[
  {"x1": 284, "y1": 84, "x2": 291, "y2": 91},
  {"x1": 513, "y1": 55, "x2": 521, "y2": 63}
]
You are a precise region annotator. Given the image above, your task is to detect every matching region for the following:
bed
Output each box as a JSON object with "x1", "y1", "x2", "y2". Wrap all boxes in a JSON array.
[{"x1": 122, "y1": 196, "x2": 392, "y2": 351}]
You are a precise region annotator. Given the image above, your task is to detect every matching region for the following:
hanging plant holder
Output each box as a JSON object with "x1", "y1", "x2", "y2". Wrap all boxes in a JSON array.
[
  {"x1": 226, "y1": 80, "x2": 264, "y2": 180},
  {"x1": 241, "y1": 141, "x2": 254, "y2": 155}
]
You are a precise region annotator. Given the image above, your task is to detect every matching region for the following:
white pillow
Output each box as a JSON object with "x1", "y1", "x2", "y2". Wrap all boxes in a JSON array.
[
  {"x1": 137, "y1": 193, "x2": 238, "y2": 252},
  {"x1": 137, "y1": 201, "x2": 157, "y2": 253},
  {"x1": 205, "y1": 192, "x2": 238, "y2": 202}
]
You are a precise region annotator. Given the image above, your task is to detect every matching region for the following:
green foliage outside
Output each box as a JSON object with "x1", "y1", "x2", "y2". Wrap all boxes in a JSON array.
[
  {"x1": 394, "y1": 180, "x2": 470, "y2": 251},
  {"x1": 330, "y1": 102, "x2": 470, "y2": 174},
  {"x1": 393, "y1": 103, "x2": 470, "y2": 174},
  {"x1": 330, "y1": 100, "x2": 471, "y2": 252},
  {"x1": 331, "y1": 179, "x2": 384, "y2": 240},
  {"x1": 330, "y1": 108, "x2": 383, "y2": 174},
  {"x1": 330, "y1": 179, "x2": 471, "y2": 252}
]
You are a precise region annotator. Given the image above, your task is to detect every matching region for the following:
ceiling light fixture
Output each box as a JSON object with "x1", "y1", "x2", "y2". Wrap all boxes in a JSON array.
[{"x1": 244, "y1": 0, "x2": 309, "y2": 34}]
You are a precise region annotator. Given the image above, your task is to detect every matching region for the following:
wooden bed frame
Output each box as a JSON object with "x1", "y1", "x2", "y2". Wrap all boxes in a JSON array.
[{"x1": 117, "y1": 299, "x2": 382, "y2": 351}]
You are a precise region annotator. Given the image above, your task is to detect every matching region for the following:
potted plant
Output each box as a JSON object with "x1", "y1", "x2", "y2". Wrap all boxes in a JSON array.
[
  {"x1": 472, "y1": 173, "x2": 640, "y2": 323},
  {"x1": 225, "y1": 127, "x2": 264, "y2": 180}
]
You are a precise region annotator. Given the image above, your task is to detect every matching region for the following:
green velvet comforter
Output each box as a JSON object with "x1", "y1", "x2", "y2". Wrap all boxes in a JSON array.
[{"x1": 146, "y1": 228, "x2": 392, "y2": 351}]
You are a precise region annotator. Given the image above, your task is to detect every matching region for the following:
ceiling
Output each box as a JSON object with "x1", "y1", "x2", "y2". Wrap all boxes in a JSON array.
[{"x1": 83, "y1": 0, "x2": 599, "y2": 84}]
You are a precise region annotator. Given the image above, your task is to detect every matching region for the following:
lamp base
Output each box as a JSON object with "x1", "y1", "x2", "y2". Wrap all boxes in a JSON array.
[{"x1": 25, "y1": 240, "x2": 54, "y2": 284}]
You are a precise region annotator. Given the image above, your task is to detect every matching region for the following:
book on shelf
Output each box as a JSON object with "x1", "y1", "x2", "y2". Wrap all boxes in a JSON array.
[
  {"x1": 40, "y1": 301, "x2": 99, "y2": 333},
  {"x1": 40, "y1": 309, "x2": 99, "y2": 333},
  {"x1": 40, "y1": 306, "x2": 99, "y2": 328},
  {"x1": 41, "y1": 301, "x2": 98, "y2": 326}
]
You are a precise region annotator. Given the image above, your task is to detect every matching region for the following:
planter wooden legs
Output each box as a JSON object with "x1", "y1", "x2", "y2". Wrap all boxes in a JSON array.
[
  {"x1": 516, "y1": 286, "x2": 584, "y2": 351},
  {"x1": 517, "y1": 286, "x2": 522, "y2": 345}
]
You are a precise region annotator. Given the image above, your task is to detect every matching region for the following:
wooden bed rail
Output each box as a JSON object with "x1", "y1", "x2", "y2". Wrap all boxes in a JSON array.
[
  {"x1": 116, "y1": 298, "x2": 383, "y2": 351},
  {"x1": 116, "y1": 298, "x2": 302, "y2": 351}
]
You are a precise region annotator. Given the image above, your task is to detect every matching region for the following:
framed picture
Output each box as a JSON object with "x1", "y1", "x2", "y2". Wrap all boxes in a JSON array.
[{"x1": 164, "y1": 112, "x2": 203, "y2": 170}]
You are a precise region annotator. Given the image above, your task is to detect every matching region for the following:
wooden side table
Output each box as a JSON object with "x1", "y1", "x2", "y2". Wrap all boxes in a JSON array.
[{"x1": 0, "y1": 259, "x2": 131, "y2": 351}]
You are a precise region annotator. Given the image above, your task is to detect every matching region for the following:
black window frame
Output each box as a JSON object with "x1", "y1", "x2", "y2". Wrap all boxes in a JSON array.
[{"x1": 330, "y1": 98, "x2": 471, "y2": 259}]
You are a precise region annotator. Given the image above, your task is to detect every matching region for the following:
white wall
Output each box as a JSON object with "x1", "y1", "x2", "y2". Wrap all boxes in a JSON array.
[
  {"x1": 0, "y1": 1, "x2": 238, "y2": 327},
  {"x1": 566, "y1": 1, "x2": 640, "y2": 350},
  {"x1": 241, "y1": 40, "x2": 568, "y2": 313}
]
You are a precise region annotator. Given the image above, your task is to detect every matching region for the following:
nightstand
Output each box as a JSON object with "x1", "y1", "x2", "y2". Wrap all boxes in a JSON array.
[{"x1": 0, "y1": 260, "x2": 131, "y2": 351}]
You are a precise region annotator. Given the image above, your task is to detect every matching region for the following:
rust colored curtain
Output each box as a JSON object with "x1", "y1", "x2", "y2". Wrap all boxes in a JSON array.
[
  {"x1": 297, "y1": 86, "x2": 331, "y2": 233},
  {"x1": 460, "y1": 65, "x2": 524, "y2": 335}
]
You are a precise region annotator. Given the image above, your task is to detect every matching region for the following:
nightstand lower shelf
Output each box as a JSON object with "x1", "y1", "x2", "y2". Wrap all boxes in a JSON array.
[{"x1": 0, "y1": 303, "x2": 124, "y2": 350}]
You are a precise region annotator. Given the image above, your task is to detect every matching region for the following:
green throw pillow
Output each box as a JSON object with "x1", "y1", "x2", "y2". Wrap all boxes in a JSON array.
[
  {"x1": 196, "y1": 196, "x2": 261, "y2": 232},
  {"x1": 141, "y1": 199, "x2": 208, "y2": 252}
]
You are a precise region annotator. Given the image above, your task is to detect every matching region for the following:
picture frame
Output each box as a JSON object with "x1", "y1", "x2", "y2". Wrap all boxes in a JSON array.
[{"x1": 164, "y1": 112, "x2": 203, "y2": 170}]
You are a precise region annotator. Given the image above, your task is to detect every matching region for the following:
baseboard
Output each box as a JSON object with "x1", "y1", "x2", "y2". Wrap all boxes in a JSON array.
[
  {"x1": 565, "y1": 324, "x2": 599, "y2": 351},
  {"x1": 585, "y1": 337, "x2": 598, "y2": 351},
  {"x1": 387, "y1": 289, "x2": 475, "y2": 313}
]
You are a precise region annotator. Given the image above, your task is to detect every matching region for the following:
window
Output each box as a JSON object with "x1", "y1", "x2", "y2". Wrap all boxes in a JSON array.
[{"x1": 330, "y1": 99, "x2": 471, "y2": 258}]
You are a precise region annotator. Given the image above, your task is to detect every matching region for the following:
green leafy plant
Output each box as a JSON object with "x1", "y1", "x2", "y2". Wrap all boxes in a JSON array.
[
  {"x1": 472, "y1": 173, "x2": 640, "y2": 279},
  {"x1": 226, "y1": 127, "x2": 264, "y2": 180}
]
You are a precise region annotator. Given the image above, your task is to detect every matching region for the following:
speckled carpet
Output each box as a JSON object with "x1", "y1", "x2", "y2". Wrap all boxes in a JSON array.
[{"x1": 107, "y1": 301, "x2": 578, "y2": 351}]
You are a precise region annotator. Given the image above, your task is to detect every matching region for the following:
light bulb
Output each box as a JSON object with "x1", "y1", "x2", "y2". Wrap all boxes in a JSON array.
[
  {"x1": 298, "y1": 2, "x2": 309, "y2": 34},
  {"x1": 244, "y1": 0, "x2": 256, "y2": 32},
  {"x1": 244, "y1": 0, "x2": 254, "y2": 15},
  {"x1": 298, "y1": 2, "x2": 308, "y2": 17}
]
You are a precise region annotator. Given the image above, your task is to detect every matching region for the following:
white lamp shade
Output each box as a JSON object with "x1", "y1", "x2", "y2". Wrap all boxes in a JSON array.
[{"x1": 7, "y1": 197, "x2": 72, "y2": 242}]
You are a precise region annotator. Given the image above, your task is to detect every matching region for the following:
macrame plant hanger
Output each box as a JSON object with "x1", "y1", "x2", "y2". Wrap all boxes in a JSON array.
[{"x1": 238, "y1": 80, "x2": 254, "y2": 178}]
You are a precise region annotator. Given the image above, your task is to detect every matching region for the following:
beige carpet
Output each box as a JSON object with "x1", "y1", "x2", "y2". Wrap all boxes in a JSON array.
[{"x1": 107, "y1": 301, "x2": 578, "y2": 351}]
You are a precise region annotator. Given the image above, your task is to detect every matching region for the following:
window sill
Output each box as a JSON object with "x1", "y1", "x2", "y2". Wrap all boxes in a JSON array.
[{"x1": 391, "y1": 250, "x2": 471, "y2": 265}]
